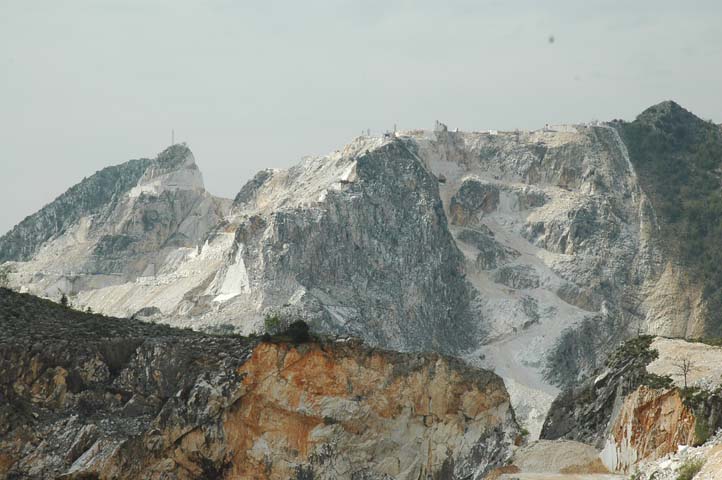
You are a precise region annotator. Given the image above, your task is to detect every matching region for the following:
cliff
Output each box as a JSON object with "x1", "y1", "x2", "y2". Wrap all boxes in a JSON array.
[
  {"x1": 3, "y1": 102, "x2": 721, "y2": 438},
  {"x1": 542, "y1": 335, "x2": 722, "y2": 473},
  {"x1": 1, "y1": 144, "x2": 229, "y2": 296},
  {"x1": 540, "y1": 336, "x2": 670, "y2": 448},
  {"x1": 599, "y1": 386, "x2": 695, "y2": 473},
  {"x1": 0, "y1": 288, "x2": 519, "y2": 479},
  {"x1": 617, "y1": 101, "x2": 722, "y2": 338}
]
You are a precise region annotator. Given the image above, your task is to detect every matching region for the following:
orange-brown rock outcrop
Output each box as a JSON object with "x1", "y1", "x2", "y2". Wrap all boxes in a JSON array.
[
  {"x1": 600, "y1": 386, "x2": 695, "y2": 472},
  {"x1": 0, "y1": 288, "x2": 519, "y2": 480}
]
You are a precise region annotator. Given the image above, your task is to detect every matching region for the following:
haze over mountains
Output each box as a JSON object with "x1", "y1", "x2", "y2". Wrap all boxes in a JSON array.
[{"x1": 2, "y1": 101, "x2": 722, "y2": 442}]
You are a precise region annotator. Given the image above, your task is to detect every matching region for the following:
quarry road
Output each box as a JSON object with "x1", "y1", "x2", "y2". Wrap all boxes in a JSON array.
[{"x1": 500, "y1": 440, "x2": 625, "y2": 480}]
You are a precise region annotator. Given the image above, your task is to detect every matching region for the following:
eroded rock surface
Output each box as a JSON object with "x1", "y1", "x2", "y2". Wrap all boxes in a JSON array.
[
  {"x1": 0, "y1": 288, "x2": 519, "y2": 480},
  {"x1": 540, "y1": 336, "x2": 667, "y2": 448},
  {"x1": 3, "y1": 102, "x2": 719, "y2": 438},
  {"x1": 542, "y1": 336, "x2": 722, "y2": 474},
  {"x1": 599, "y1": 386, "x2": 695, "y2": 473},
  {"x1": 2, "y1": 144, "x2": 229, "y2": 297}
]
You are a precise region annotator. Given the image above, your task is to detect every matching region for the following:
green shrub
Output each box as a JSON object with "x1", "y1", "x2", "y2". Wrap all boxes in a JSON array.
[
  {"x1": 676, "y1": 458, "x2": 705, "y2": 480},
  {"x1": 263, "y1": 314, "x2": 281, "y2": 334},
  {"x1": 642, "y1": 373, "x2": 674, "y2": 390},
  {"x1": 693, "y1": 417, "x2": 711, "y2": 446},
  {"x1": 284, "y1": 320, "x2": 311, "y2": 343}
]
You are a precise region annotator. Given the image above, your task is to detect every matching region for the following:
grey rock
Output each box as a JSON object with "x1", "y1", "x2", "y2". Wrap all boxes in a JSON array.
[
  {"x1": 540, "y1": 335, "x2": 667, "y2": 448},
  {"x1": 457, "y1": 227, "x2": 520, "y2": 270},
  {"x1": 0, "y1": 288, "x2": 518, "y2": 480},
  {"x1": 2, "y1": 109, "x2": 716, "y2": 437},
  {"x1": 493, "y1": 265, "x2": 541, "y2": 290}
]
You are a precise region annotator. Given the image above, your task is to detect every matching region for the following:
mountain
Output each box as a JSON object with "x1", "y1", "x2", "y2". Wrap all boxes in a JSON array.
[
  {"x1": 540, "y1": 334, "x2": 722, "y2": 474},
  {"x1": 617, "y1": 101, "x2": 722, "y2": 336},
  {"x1": 2, "y1": 102, "x2": 720, "y2": 438},
  {"x1": 0, "y1": 287, "x2": 518, "y2": 479},
  {"x1": 1, "y1": 144, "x2": 230, "y2": 301}
]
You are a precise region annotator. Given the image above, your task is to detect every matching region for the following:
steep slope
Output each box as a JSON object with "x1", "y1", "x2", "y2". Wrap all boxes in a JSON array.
[
  {"x1": 217, "y1": 137, "x2": 477, "y2": 353},
  {"x1": 0, "y1": 158, "x2": 151, "y2": 262},
  {"x1": 2, "y1": 144, "x2": 230, "y2": 301},
  {"x1": 3, "y1": 103, "x2": 719, "y2": 438},
  {"x1": 401, "y1": 122, "x2": 670, "y2": 436},
  {"x1": 630, "y1": 431, "x2": 722, "y2": 480},
  {"x1": 540, "y1": 336, "x2": 676, "y2": 445},
  {"x1": 0, "y1": 288, "x2": 519, "y2": 480},
  {"x1": 616, "y1": 101, "x2": 722, "y2": 337},
  {"x1": 541, "y1": 336, "x2": 722, "y2": 473},
  {"x1": 5, "y1": 137, "x2": 479, "y2": 355}
]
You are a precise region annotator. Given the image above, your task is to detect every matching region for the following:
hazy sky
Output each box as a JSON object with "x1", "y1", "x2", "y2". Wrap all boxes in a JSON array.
[{"x1": 1, "y1": 1, "x2": 721, "y2": 234}]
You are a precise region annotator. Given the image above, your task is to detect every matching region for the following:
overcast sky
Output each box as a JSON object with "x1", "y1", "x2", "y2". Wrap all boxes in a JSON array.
[{"x1": 1, "y1": 0, "x2": 721, "y2": 234}]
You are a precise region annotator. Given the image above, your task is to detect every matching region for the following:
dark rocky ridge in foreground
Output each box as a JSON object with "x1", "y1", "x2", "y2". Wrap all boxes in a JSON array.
[{"x1": 0, "y1": 288, "x2": 518, "y2": 479}]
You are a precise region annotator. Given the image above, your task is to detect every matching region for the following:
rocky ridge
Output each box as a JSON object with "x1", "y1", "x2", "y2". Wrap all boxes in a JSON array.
[
  {"x1": 2, "y1": 144, "x2": 229, "y2": 298},
  {"x1": 2, "y1": 102, "x2": 719, "y2": 438},
  {"x1": 629, "y1": 430, "x2": 722, "y2": 480},
  {"x1": 0, "y1": 287, "x2": 519, "y2": 479},
  {"x1": 541, "y1": 335, "x2": 722, "y2": 474}
]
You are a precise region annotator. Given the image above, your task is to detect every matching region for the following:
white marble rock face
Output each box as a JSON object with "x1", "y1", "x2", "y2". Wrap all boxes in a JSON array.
[{"x1": 0, "y1": 122, "x2": 704, "y2": 438}]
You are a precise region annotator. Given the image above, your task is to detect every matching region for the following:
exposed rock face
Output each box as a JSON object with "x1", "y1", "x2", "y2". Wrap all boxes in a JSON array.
[
  {"x1": 3, "y1": 144, "x2": 229, "y2": 297},
  {"x1": 0, "y1": 288, "x2": 519, "y2": 480},
  {"x1": 617, "y1": 101, "x2": 722, "y2": 337},
  {"x1": 542, "y1": 336, "x2": 722, "y2": 473},
  {"x1": 599, "y1": 386, "x2": 695, "y2": 473},
  {"x1": 3, "y1": 102, "x2": 720, "y2": 437},
  {"x1": 456, "y1": 227, "x2": 520, "y2": 271},
  {"x1": 407, "y1": 122, "x2": 672, "y2": 438},
  {"x1": 4, "y1": 138, "x2": 477, "y2": 356},
  {"x1": 224, "y1": 342, "x2": 518, "y2": 480},
  {"x1": 631, "y1": 432, "x2": 722, "y2": 480},
  {"x1": 0, "y1": 158, "x2": 151, "y2": 263},
  {"x1": 540, "y1": 336, "x2": 668, "y2": 448},
  {"x1": 218, "y1": 138, "x2": 478, "y2": 354}
]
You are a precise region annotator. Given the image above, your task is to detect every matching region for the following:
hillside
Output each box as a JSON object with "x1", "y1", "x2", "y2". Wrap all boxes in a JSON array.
[
  {"x1": 0, "y1": 288, "x2": 519, "y2": 479},
  {"x1": 3, "y1": 103, "x2": 722, "y2": 438},
  {"x1": 541, "y1": 334, "x2": 722, "y2": 473},
  {"x1": 617, "y1": 101, "x2": 722, "y2": 336}
]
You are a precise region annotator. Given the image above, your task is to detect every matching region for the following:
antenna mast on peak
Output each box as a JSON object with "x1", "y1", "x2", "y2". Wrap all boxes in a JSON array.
[{"x1": 171, "y1": 129, "x2": 175, "y2": 146}]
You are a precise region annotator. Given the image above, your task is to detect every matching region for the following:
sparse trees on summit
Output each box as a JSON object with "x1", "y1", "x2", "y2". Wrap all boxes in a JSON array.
[{"x1": 672, "y1": 356, "x2": 694, "y2": 389}]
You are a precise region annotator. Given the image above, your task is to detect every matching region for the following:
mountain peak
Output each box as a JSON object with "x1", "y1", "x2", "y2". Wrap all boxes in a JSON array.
[
  {"x1": 155, "y1": 143, "x2": 196, "y2": 168},
  {"x1": 644, "y1": 99, "x2": 682, "y2": 112},
  {"x1": 0, "y1": 144, "x2": 209, "y2": 262},
  {"x1": 129, "y1": 143, "x2": 204, "y2": 197},
  {"x1": 636, "y1": 100, "x2": 703, "y2": 127}
]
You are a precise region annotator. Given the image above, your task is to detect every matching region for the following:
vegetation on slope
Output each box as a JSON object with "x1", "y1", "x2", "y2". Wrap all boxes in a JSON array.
[
  {"x1": 0, "y1": 287, "x2": 197, "y2": 340},
  {"x1": 540, "y1": 335, "x2": 673, "y2": 446},
  {"x1": 676, "y1": 457, "x2": 705, "y2": 480},
  {"x1": 0, "y1": 159, "x2": 151, "y2": 262},
  {"x1": 616, "y1": 101, "x2": 722, "y2": 334}
]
